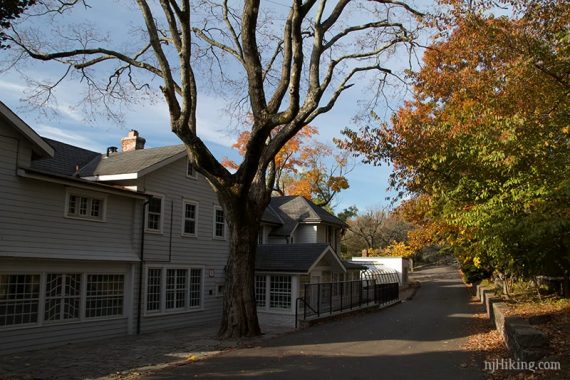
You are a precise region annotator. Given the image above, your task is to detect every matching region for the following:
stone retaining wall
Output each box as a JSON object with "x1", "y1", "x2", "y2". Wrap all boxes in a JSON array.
[{"x1": 476, "y1": 285, "x2": 549, "y2": 361}]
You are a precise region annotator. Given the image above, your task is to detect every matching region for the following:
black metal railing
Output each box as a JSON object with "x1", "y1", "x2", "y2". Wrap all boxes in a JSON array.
[{"x1": 295, "y1": 280, "x2": 399, "y2": 327}]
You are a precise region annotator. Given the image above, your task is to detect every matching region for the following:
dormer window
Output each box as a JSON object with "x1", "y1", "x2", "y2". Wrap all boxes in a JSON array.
[
  {"x1": 186, "y1": 159, "x2": 197, "y2": 179},
  {"x1": 65, "y1": 190, "x2": 106, "y2": 222}
]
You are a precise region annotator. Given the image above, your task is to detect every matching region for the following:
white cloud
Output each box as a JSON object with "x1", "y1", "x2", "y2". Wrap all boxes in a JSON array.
[
  {"x1": 0, "y1": 79, "x2": 27, "y2": 92},
  {"x1": 125, "y1": 95, "x2": 236, "y2": 148},
  {"x1": 34, "y1": 124, "x2": 104, "y2": 152}
]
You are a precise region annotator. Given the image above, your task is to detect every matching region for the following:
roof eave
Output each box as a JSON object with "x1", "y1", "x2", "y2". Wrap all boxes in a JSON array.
[
  {"x1": 307, "y1": 246, "x2": 347, "y2": 274},
  {"x1": 18, "y1": 168, "x2": 149, "y2": 199},
  {"x1": 0, "y1": 101, "x2": 54, "y2": 158}
]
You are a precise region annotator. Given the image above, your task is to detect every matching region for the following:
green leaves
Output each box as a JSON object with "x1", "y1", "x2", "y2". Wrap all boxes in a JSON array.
[{"x1": 340, "y1": 0, "x2": 570, "y2": 280}]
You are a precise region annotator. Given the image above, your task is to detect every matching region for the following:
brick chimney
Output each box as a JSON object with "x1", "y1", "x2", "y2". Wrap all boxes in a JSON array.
[{"x1": 121, "y1": 130, "x2": 146, "y2": 152}]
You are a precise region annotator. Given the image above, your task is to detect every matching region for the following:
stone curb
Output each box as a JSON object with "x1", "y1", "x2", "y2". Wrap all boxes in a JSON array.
[{"x1": 476, "y1": 284, "x2": 549, "y2": 361}]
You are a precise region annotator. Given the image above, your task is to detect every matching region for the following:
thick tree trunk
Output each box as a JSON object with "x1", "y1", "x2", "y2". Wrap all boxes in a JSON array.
[{"x1": 217, "y1": 192, "x2": 269, "y2": 338}]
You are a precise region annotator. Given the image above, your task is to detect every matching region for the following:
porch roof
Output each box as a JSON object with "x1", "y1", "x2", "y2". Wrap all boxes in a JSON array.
[{"x1": 255, "y1": 243, "x2": 345, "y2": 274}]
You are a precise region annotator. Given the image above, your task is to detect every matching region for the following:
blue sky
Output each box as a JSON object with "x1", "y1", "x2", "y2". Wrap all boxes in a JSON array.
[{"x1": 0, "y1": 1, "x2": 432, "y2": 213}]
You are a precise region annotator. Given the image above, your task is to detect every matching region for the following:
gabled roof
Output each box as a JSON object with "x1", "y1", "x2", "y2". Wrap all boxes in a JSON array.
[
  {"x1": 31, "y1": 138, "x2": 100, "y2": 176},
  {"x1": 81, "y1": 144, "x2": 187, "y2": 180},
  {"x1": 0, "y1": 101, "x2": 54, "y2": 158},
  {"x1": 261, "y1": 203, "x2": 284, "y2": 225},
  {"x1": 268, "y1": 196, "x2": 347, "y2": 236},
  {"x1": 256, "y1": 243, "x2": 345, "y2": 273}
]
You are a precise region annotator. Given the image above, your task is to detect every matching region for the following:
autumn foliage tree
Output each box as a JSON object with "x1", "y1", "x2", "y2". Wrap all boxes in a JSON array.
[
  {"x1": 3, "y1": 0, "x2": 422, "y2": 336},
  {"x1": 224, "y1": 125, "x2": 352, "y2": 207},
  {"x1": 341, "y1": 0, "x2": 570, "y2": 285}
]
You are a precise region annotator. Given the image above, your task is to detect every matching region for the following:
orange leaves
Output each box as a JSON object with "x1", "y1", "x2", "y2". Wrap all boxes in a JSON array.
[{"x1": 225, "y1": 123, "x2": 350, "y2": 206}]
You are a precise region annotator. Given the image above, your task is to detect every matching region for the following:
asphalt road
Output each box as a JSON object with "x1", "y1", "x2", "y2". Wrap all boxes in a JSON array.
[{"x1": 144, "y1": 265, "x2": 484, "y2": 379}]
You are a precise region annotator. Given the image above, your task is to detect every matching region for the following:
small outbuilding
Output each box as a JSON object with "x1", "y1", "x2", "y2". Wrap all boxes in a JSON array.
[{"x1": 351, "y1": 256, "x2": 412, "y2": 286}]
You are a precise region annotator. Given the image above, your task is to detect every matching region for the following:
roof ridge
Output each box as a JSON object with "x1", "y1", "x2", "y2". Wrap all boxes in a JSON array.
[
  {"x1": 115, "y1": 143, "x2": 185, "y2": 155},
  {"x1": 299, "y1": 196, "x2": 321, "y2": 219},
  {"x1": 80, "y1": 152, "x2": 103, "y2": 174},
  {"x1": 266, "y1": 203, "x2": 285, "y2": 225}
]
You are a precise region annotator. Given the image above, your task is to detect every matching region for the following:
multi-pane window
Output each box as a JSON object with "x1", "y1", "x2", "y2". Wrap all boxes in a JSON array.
[
  {"x1": 1, "y1": 273, "x2": 126, "y2": 328},
  {"x1": 67, "y1": 193, "x2": 105, "y2": 221},
  {"x1": 44, "y1": 273, "x2": 81, "y2": 322},
  {"x1": 214, "y1": 207, "x2": 225, "y2": 238},
  {"x1": 146, "y1": 269, "x2": 162, "y2": 312},
  {"x1": 166, "y1": 269, "x2": 186, "y2": 310},
  {"x1": 189, "y1": 269, "x2": 202, "y2": 307},
  {"x1": 145, "y1": 267, "x2": 203, "y2": 314},
  {"x1": 183, "y1": 201, "x2": 198, "y2": 236},
  {"x1": 255, "y1": 275, "x2": 267, "y2": 307},
  {"x1": 0, "y1": 274, "x2": 40, "y2": 327},
  {"x1": 146, "y1": 196, "x2": 162, "y2": 232},
  {"x1": 269, "y1": 275, "x2": 292, "y2": 309},
  {"x1": 85, "y1": 274, "x2": 124, "y2": 318},
  {"x1": 186, "y1": 160, "x2": 196, "y2": 178}
]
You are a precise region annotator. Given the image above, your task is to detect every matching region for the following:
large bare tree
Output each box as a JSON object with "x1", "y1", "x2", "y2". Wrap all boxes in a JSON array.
[{"x1": 3, "y1": 0, "x2": 422, "y2": 337}]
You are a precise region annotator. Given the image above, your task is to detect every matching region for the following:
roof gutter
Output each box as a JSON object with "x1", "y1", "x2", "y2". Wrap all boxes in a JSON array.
[{"x1": 17, "y1": 168, "x2": 147, "y2": 199}]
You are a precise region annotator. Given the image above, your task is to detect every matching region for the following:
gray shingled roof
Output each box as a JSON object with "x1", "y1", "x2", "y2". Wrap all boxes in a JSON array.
[
  {"x1": 31, "y1": 138, "x2": 100, "y2": 176},
  {"x1": 256, "y1": 243, "x2": 332, "y2": 273},
  {"x1": 342, "y1": 261, "x2": 368, "y2": 270},
  {"x1": 261, "y1": 203, "x2": 284, "y2": 225},
  {"x1": 268, "y1": 196, "x2": 347, "y2": 236},
  {"x1": 80, "y1": 144, "x2": 186, "y2": 176}
]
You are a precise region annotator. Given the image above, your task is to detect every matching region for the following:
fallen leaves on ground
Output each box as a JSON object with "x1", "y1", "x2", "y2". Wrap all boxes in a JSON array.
[
  {"x1": 464, "y1": 293, "x2": 570, "y2": 379},
  {"x1": 462, "y1": 299, "x2": 515, "y2": 379}
]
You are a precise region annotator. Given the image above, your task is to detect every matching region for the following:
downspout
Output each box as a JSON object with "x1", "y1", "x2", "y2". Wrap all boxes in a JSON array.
[
  {"x1": 168, "y1": 200, "x2": 173, "y2": 262},
  {"x1": 137, "y1": 199, "x2": 149, "y2": 335}
]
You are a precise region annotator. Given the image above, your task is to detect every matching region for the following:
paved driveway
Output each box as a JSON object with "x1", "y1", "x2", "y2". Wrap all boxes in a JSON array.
[{"x1": 144, "y1": 265, "x2": 484, "y2": 379}]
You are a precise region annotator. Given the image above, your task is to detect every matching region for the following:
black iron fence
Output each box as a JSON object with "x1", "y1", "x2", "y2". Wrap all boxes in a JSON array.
[{"x1": 295, "y1": 280, "x2": 399, "y2": 327}]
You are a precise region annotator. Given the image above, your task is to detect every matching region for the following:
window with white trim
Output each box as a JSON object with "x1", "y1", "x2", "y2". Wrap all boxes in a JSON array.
[
  {"x1": 213, "y1": 207, "x2": 225, "y2": 238},
  {"x1": 1, "y1": 272, "x2": 126, "y2": 329},
  {"x1": 146, "y1": 196, "x2": 163, "y2": 232},
  {"x1": 145, "y1": 267, "x2": 203, "y2": 314},
  {"x1": 255, "y1": 275, "x2": 293, "y2": 310},
  {"x1": 166, "y1": 269, "x2": 186, "y2": 310},
  {"x1": 186, "y1": 160, "x2": 197, "y2": 178},
  {"x1": 0, "y1": 274, "x2": 40, "y2": 327},
  {"x1": 146, "y1": 269, "x2": 162, "y2": 312},
  {"x1": 269, "y1": 275, "x2": 292, "y2": 309},
  {"x1": 66, "y1": 193, "x2": 105, "y2": 221},
  {"x1": 255, "y1": 275, "x2": 266, "y2": 307},
  {"x1": 85, "y1": 274, "x2": 124, "y2": 318},
  {"x1": 182, "y1": 201, "x2": 198, "y2": 237},
  {"x1": 44, "y1": 273, "x2": 81, "y2": 322},
  {"x1": 189, "y1": 269, "x2": 202, "y2": 307}
]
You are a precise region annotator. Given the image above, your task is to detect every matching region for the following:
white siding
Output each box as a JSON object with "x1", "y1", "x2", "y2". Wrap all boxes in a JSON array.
[
  {"x1": 0, "y1": 259, "x2": 133, "y2": 355},
  {"x1": 0, "y1": 126, "x2": 142, "y2": 262},
  {"x1": 124, "y1": 158, "x2": 229, "y2": 333},
  {"x1": 316, "y1": 224, "x2": 327, "y2": 243},
  {"x1": 294, "y1": 225, "x2": 317, "y2": 243}
]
